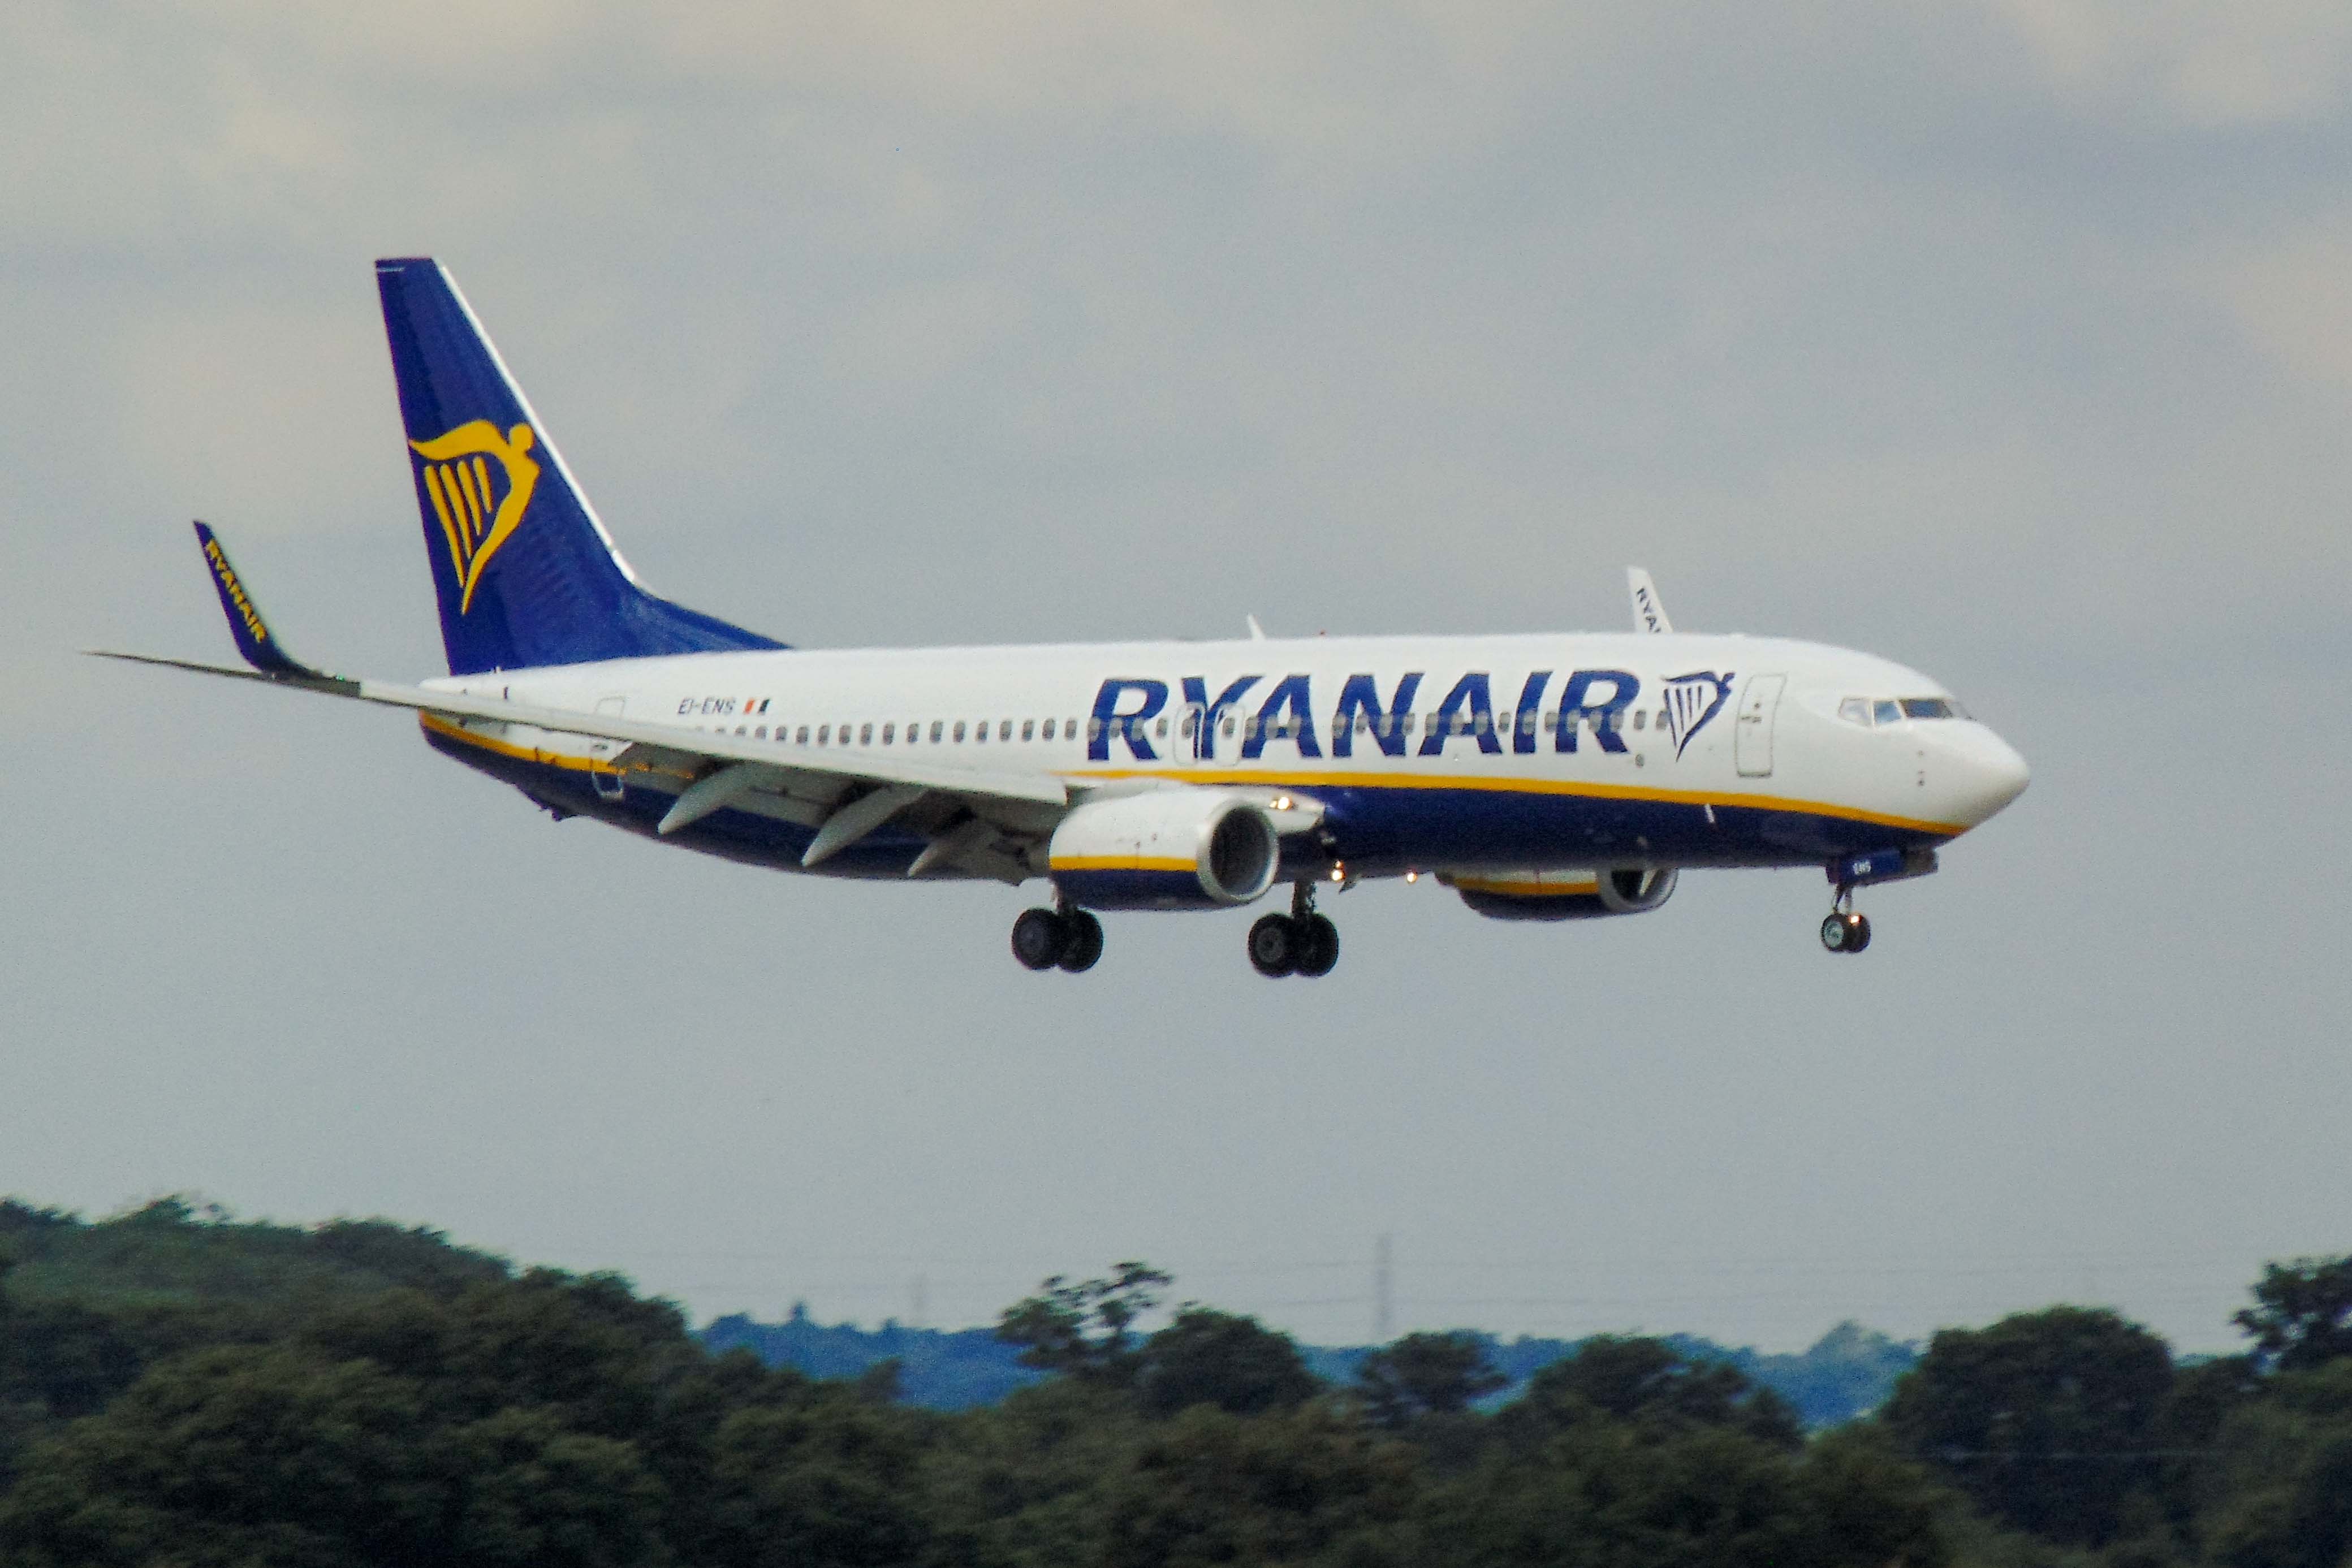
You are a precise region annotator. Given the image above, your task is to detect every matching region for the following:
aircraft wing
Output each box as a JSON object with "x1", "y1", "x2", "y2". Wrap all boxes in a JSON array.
[
  {"x1": 89, "y1": 648, "x2": 1071, "y2": 810},
  {"x1": 94, "y1": 522, "x2": 1071, "y2": 883}
]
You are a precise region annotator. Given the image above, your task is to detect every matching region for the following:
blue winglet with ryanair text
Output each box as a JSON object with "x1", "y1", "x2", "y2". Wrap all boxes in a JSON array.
[
  {"x1": 374, "y1": 257, "x2": 783, "y2": 676},
  {"x1": 193, "y1": 520, "x2": 314, "y2": 678}
]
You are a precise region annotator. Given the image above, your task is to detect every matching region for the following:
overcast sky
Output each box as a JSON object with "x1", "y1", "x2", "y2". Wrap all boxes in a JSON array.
[{"x1": 5, "y1": 2, "x2": 2349, "y2": 1353}]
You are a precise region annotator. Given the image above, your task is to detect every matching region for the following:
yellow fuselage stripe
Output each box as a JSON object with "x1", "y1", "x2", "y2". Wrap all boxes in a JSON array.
[
  {"x1": 1062, "y1": 765, "x2": 1962, "y2": 837},
  {"x1": 420, "y1": 715, "x2": 1962, "y2": 839}
]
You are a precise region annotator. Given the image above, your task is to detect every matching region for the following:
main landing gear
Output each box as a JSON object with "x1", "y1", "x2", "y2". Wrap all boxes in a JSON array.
[
  {"x1": 1248, "y1": 884, "x2": 1340, "y2": 979},
  {"x1": 1012, "y1": 904, "x2": 1104, "y2": 973},
  {"x1": 1819, "y1": 885, "x2": 1872, "y2": 954}
]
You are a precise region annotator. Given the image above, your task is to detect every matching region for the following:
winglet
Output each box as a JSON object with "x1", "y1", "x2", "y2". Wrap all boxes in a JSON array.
[
  {"x1": 192, "y1": 522, "x2": 319, "y2": 678},
  {"x1": 1627, "y1": 567, "x2": 1673, "y2": 634}
]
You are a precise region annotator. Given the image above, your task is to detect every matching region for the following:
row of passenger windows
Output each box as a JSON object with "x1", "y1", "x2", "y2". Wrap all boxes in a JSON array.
[
  {"x1": 1838, "y1": 696, "x2": 1967, "y2": 727},
  {"x1": 737, "y1": 718, "x2": 1083, "y2": 748},
  {"x1": 707, "y1": 707, "x2": 1686, "y2": 748}
]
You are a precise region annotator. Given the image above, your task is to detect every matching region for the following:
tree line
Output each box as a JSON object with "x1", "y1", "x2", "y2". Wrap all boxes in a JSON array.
[{"x1": 3, "y1": 1196, "x2": 2350, "y2": 1566}]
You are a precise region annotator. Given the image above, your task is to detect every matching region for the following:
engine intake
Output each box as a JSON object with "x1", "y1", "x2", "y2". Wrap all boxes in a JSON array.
[
  {"x1": 1049, "y1": 791, "x2": 1280, "y2": 910},
  {"x1": 1596, "y1": 866, "x2": 1678, "y2": 913}
]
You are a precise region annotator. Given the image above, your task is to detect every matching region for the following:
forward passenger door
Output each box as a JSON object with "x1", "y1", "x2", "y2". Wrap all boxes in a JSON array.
[{"x1": 1734, "y1": 675, "x2": 1785, "y2": 778}]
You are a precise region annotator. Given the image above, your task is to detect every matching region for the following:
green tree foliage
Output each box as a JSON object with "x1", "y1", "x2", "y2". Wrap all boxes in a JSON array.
[
  {"x1": 2186, "y1": 1359, "x2": 2352, "y2": 1568},
  {"x1": 2233, "y1": 1256, "x2": 2352, "y2": 1373},
  {"x1": 1499, "y1": 1334, "x2": 1803, "y2": 1452},
  {"x1": 1416, "y1": 1406, "x2": 1945, "y2": 1567},
  {"x1": 704, "y1": 1398, "x2": 933, "y2": 1567},
  {"x1": 995, "y1": 1262, "x2": 1171, "y2": 1385},
  {"x1": 1883, "y1": 1306, "x2": 2174, "y2": 1547},
  {"x1": 1355, "y1": 1331, "x2": 1509, "y2": 1428},
  {"x1": 1133, "y1": 1307, "x2": 1319, "y2": 1419},
  {"x1": 16, "y1": 1200, "x2": 2352, "y2": 1568}
]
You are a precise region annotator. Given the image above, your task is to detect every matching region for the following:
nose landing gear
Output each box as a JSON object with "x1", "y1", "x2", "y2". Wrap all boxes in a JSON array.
[
  {"x1": 1819, "y1": 886, "x2": 1871, "y2": 954},
  {"x1": 1011, "y1": 904, "x2": 1104, "y2": 973},
  {"x1": 1248, "y1": 884, "x2": 1340, "y2": 978}
]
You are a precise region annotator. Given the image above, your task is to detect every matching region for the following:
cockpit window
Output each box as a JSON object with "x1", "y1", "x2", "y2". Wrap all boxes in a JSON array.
[
  {"x1": 1872, "y1": 699, "x2": 1901, "y2": 725},
  {"x1": 1839, "y1": 698, "x2": 1871, "y2": 726},
  {"x1": 1901, "y1": 697, "x2": 1958, "y2": 720}
]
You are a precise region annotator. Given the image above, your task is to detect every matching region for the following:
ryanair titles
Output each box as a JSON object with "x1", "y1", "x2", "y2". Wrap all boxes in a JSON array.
[
  {"x1": 203, "y1": 536, "x2": 269, "y2": 646},
  {"x1": 1087, "y1": 669, "x2": 1734, "y2": 764}
]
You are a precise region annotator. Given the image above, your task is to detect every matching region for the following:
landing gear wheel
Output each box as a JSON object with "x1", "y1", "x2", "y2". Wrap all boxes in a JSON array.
[
  {"x1": 1293, "y1": 913, "x2": 1340, "y2": 977},
  {"x1": 1248, "y1": 913, "x2": 1298, "y2": 977},
  {"x1": 1819, "y1": 911, "x2": 1871, "y2": 954},
  {"x1": 1056, "y1": 909, "x2": 1104, "y2": 973},
  {"x1": 1012, "y1": 907, "x2": 1069, "y2": 971}
]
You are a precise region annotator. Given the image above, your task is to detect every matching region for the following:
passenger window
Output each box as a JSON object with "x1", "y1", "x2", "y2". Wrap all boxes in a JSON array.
[
  {"x1": 1655, "y1": 709, "x2": 1667, "y2": 729},
  {"x1": 755, "y1": 725, "x2": 766, "y2": 740},
  {"x1": 796, "y1": 726, "x2": 809, "y2": 744},
  {"x1": 882, "y1": 723, "x2": 895, "y2": 744},
  {"x1": 930, "y1": 720, "x2": 943, "y2": 742},
  {"x1": 953, "y1": 721, "x2": 966, "y2": 742},
  {"x1": 855, "y1": 723, "x2": 869, "y2": 745},
  {"x1": 817, "y1": 724, "x2": 830, "y2": 744},
  {"x1": 1839, "y1": 698, "x2": 1870, "y2": 726},
  {"x1": 1874, "y1": 700, "x2": 1901, "y2": 725},
  {"x1": 1154, "y1": 716, "x2": 1168, "y2": 738},
  {"x1": 1087, "y1": 718, "x2": 1103, "y2": 740},
  {"x1": 1632, "y1": 711, "x2": 1646, "y2": 731},
  {"x1": 1222, "y1": 717, "x2": 1235, "y2": 737},
  {"x1": 1042, "y1": 718, "x2": 1056, "y2": 740},
  {"x1": 974, "y1": 720, "x2": 987, "y2": 743},
  {"x1": 1001, "y1": 720, "x2": 1013, "y2": 741},
  {"x1": 1022, "y1": 719, "x2": 1035, "y2": 741}
]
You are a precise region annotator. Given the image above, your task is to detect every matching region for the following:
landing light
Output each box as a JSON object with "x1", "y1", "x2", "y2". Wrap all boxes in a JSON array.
[
  {"x1": 1405, "y1": 870, "x2": 1419, "y2": 883},
  {"x1": 1329, "y1": 865, "x2": 1345, "y2": 883},
  {"x1": 1272, "y1": 794, "x2": 1293, "y2": 811}
]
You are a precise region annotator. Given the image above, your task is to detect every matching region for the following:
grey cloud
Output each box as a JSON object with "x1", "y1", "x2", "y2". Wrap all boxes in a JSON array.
[{"x1": 3, "y1": 2, "x2": 2347, "y2": 1352}]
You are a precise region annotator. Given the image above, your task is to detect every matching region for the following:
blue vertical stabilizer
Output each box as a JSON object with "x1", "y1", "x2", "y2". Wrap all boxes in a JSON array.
[{"x1": 375, "y1": 257, "x2": 783, "y2": 675}]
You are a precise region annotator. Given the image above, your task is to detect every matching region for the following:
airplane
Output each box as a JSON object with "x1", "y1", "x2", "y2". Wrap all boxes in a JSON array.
[{"x1": 96, "y1": 257, "x2": 2030, "y2": 975}]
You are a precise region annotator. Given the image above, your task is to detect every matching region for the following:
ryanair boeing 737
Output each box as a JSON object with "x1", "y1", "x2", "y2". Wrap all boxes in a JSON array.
[{"x1": 99, "y1": 258, "x2": 2030, "y2": 975}]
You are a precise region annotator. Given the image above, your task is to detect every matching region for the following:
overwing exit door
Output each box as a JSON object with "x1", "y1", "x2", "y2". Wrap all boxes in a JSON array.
[{"x1": 588, "y1": 695, "x2": 627, "y2": 799}]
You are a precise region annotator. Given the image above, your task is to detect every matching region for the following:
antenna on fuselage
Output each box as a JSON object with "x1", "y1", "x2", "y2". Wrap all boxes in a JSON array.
[
  {"x1": 1246, "y1": 614, "x2": 1268, "y2": 641},
  {"x1": 1627, "y1": 567, "x2": 1673, "y2": 633}
]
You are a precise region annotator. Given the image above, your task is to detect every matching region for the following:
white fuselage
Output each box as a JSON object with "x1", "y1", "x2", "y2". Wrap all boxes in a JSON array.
[{"x1": 417, "y1": 630, "x2": 2029, "y2": 883}]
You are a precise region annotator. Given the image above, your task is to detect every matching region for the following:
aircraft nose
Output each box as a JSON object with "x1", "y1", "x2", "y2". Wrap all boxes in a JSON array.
[{"x1": 1950, "y1": 725, "x2": 2030, "y2": 826}]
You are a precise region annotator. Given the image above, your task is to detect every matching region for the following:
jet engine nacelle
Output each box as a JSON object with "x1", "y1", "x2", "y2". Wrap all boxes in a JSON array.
[
  {"x1": 1449, "y1": 867, "x2": 1679, "y2": 922},
  {"x1": 1048, "y1": 790, "x2": 1280, "y2": 911}
]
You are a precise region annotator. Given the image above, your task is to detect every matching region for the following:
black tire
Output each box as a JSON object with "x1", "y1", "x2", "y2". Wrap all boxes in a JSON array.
[
  {"x1": 1012, "y1": 908, "x2": 1068, "y2": 971},
  {"x1": 1820, "y1": 913, "x2": 1850, "y2": 953},
  {"x1": 1846, "y1": 913, "x2": 1872, "y2": 953},
  {"x1": 1057, "y1": 909, "x2": 1104, "y2": 973},
  {"x1": 1293, "y1": 913, "x2": 1340, "y2": 977},
  {"x1": 1248, "y1": 913, "x2": 1297, "y2": 977}
]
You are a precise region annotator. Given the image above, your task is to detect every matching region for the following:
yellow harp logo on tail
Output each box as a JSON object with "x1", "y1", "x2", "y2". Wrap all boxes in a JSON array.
[{"x1": 409, "y1": 421, "x2": 540, "y2": 614}]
